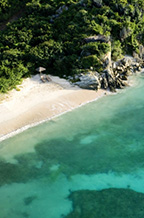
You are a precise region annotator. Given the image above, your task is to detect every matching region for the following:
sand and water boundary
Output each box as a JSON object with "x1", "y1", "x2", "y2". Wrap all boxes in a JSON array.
[{"x1": 0, "y1": 75, "x2": 110, "y2": 142}]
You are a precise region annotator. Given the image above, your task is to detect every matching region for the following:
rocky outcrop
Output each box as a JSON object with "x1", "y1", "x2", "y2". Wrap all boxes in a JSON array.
[
  {"x1": 101, "y1": 56, "x2": 143, "y2": 91},
  {"x1": 72, "y1": 56, "x2": 143, "y2": 91},
  {"x1": 92, "y1": 0, "x2": 103, "y2": 8},
  {"x1": 84, "y1": 35, "x2": 110, "y2": 43},
  {"x1": 74, "y1": 72, "x2": 101, "y2": 90},
  {"x1": 70, "y1": 33, "x2": 144, "y2": 91},
  {"x1": 50, "y1": 5, "x2": 68, "y2": 23}
]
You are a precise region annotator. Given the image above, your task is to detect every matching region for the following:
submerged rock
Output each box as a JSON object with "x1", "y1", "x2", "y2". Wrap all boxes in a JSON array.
[
  {"x1": 65, "y1": 188, "x2": 144, "y2": 218},
  {"x1": 23, "y1": 195, "x2": 37, "y2": 206}
]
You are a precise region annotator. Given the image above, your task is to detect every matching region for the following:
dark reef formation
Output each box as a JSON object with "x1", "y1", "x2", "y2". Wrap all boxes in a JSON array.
[{"x1": 65, "y1": 188, "x2": 144, "y2": 218}]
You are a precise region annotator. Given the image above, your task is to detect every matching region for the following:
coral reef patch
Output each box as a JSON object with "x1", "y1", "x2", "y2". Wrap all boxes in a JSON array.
[{"x1": 65, "y1": 188, "x2": 144, "y2": 218}]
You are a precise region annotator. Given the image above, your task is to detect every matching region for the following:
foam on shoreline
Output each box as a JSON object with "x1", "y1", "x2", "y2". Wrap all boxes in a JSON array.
[
  {"x1": 0, "y1": 75, "x2": 110, "y2": 142},
  {"x1": 1, "y1": 71, "x2": 142, "y2": 143}
]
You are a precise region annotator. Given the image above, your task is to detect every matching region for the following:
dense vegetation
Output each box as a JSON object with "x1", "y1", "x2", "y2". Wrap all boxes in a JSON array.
[
  {"x1": 0, "y1": 0, "x2": 27, "y2": 22},
  {"x1": 0, "y1": 0, "x2": 144, "y2": 92}
]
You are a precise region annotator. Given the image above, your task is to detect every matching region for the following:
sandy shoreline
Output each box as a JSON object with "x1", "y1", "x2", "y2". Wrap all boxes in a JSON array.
[{"x1": 0, "y1": 74, "x2": 109, "y2": 142}]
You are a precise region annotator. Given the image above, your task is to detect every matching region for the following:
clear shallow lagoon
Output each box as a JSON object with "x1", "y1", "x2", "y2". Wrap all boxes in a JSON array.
[{"x1": 0, "y1": 73, "x2": 144, "y2": 217}]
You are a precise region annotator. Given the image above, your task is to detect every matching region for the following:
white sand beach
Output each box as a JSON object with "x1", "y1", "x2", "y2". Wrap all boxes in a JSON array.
[{"x1": 0, "y1": 74, "x2": 109, "y2": 141}]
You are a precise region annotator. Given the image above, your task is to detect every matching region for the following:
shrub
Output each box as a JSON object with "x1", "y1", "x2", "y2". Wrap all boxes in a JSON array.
[{"x1": 81, "y1": 55, "x2": 102, "y2": 70}]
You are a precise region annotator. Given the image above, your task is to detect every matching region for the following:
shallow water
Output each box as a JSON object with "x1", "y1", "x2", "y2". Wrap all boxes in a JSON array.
[{"x1": 0, "y1": 73, "x2": 144, "y2": 217}]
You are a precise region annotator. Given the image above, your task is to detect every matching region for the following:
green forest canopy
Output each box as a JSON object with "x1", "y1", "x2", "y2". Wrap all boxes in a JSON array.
[{"x1": 0, "y1": 0, "x2": 144, "y2": 92}]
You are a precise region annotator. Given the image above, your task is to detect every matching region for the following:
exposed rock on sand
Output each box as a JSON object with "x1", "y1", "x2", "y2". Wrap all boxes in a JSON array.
[{"x1": 73, "y1": 56, "x2": 143, "y2": 91}]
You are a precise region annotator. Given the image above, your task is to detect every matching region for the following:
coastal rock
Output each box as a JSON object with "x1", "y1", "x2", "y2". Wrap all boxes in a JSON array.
[
  {"x1": 113, "y1": 56, "x2": 139, "y2": 76},
  {"x1": 104, "y1": 69, "x2": 115, "y2": 84},
  {"x1": 74, "y1": 72, "x2": 101, "y2": 90},
  {"x1": 103, "y1": 57, "x2": 110, "y2": 68},
  {"x1": 101, "y1": 76, "x2": 108, "y2": 89},
  {"x1": 112, "y1": 62, "x2": 117, "y2": 69},
  {"x1": 121, "y1": 57, "x2": 132, "y2": 66},
  {"x1": 116, "y1": 66, "x2": 123, "y2": 71},
  {"x1": 74, "y1": 55, "x2": 143, "y2": 91},
  {"x1": 120, "y1": 73, "x2": 128, "y2": 80},
  {"x1": 115, "y1": 78, "x2": 127, "y2": 89},
  {"x1": 133, "y1": 51, "x2": 139, "y2": 59}
]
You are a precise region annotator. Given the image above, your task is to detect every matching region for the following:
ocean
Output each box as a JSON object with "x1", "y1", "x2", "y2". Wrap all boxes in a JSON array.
[{"x1": 0, "y1": 73, "x2": 144, "y2": 218}]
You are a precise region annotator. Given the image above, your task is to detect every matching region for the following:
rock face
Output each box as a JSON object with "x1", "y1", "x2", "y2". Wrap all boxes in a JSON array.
[
  {"x1": 84, "y1": 35, "x2": 110, "y2": 43},
  {"x1": 72, "y1": 34, "x2": 144, "y2": 91},
  {"x1": 73, "y1": 56, "x2": 143, "y2": 91},
  {"x1": 50, "y1": 5, "x2": 68, "y2": 23},
  {"x1": 74, "y1": 72, "x2": 101, "y2": 90}
]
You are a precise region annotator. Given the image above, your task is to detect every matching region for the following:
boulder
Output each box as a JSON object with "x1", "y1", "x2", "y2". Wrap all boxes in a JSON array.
[
  {"x1": 121, "y1": 57, "x2": 132, "y2": 66},
  {"x1": 112, "y1": 62, "x2": 117, "y2": 69},
  {"x1": 84, "y1": 35, "x2": 110, "y2": 43},
  {"x1": 101, "y1": 76, "x2": 108, "y2": 89},
  {"x1": 74, "y1": 55, "x2": 143, "y2": 91},
  {"x1": 74, "y1": 72, "x2": 101, "y2": 90},
  {"x1": 103, "y1": 57, "x2": 109, "y2": 68}
]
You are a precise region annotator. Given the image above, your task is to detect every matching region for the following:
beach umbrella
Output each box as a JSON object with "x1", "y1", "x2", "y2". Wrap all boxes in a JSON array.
[{"x1": 36, "y1": 67, "x2": 46, "y2": 73}]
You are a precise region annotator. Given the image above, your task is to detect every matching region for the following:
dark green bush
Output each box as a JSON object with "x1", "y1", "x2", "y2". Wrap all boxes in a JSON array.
[
  {"x1": 0, "y1": 0, "x2": 143, "y2": 92},
  {"x1": 81, "y1": 55, "x2": 102, "y2": 70}
]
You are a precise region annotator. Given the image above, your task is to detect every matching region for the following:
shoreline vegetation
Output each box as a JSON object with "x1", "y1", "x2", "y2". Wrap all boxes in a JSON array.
[
  {"x1": 0, "y1": 0, "x2": 144, "y2": 140},
  {"x1": 0, "y1": 0, "x2": 144, "y2": 93},
  {"x1": 0, "y1": 66, "x2": 143, "y2": 143}
]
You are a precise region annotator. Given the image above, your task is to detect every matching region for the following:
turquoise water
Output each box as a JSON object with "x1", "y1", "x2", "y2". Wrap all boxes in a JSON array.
[{"x1": 0, "y1": 73, "x2": 144, "y2": 217}]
